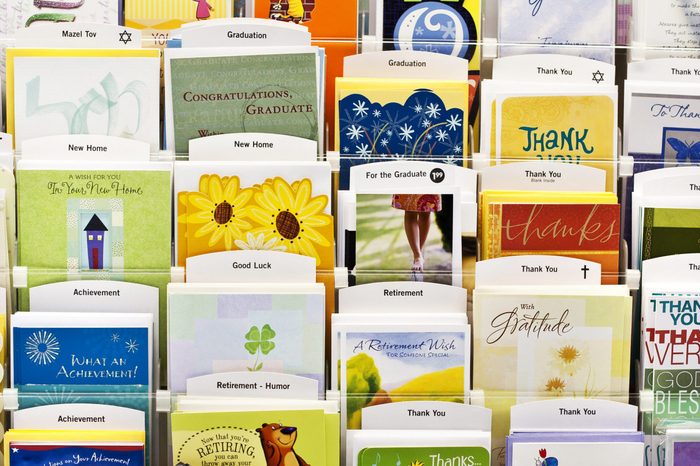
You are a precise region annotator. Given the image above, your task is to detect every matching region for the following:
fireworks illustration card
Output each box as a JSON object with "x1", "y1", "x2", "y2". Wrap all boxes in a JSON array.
[
  {"x1": 377, "y1": 0, "x2": 480, "y2": 64},
  {"x1": 167, "y1": 283, "x2": 326, "y2": 394},
  {"x1": 11, "y1": 312, "x2": 152, "y2": 411},
  {"x1": 498, "y1": 0, "x2": 615, "y2": 62},
  {"x1": 165, "y1": 47, "x2": 321, "y2": 155},
  {"x1": 174, "y1": 161, "x2": 333, "y2": 269},
  {"x1": 6, "y1": 0, "x2": 120, "y2": 34},
  {"x1": 6, "y1": 49, "x2": 161, "y2": 151},
  {"x1": 335, "y1": 78, "x2": 469, "y2": 189},
  {"x1": 339, "y1": 323, "x2": 470, "y2": 430}
]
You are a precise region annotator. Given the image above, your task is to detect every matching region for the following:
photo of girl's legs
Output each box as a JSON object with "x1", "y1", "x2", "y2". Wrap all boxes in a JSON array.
[
  {"x1": 404, "y1": 212, "x2": 423, "y2": 271},
  {"x1": 417, "y1": 212, "x2": 431, "y2": 253}
]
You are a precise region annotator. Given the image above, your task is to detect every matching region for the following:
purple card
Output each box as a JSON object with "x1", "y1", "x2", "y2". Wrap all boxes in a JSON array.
[{"x1": 674, "y1": 441, "x2": 700, "y2": 466}]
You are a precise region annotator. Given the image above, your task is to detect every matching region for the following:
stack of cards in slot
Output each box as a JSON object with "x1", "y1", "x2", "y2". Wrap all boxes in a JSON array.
[
  {"x1": 332, "y1": 284, "x2": 470, "y2": 433},
  {"x1": 334, "y1": 78, "x2": 470, "y2": 189},
  {"x1": 170, "y1": 397, "x2": 339, "y2": 466},
  {"x1": 5, "y1": 431, "x2": 146, "y2": 466},
  {"x1": 472, "y1": 284, "x2": 633, "y2": 461},
  {"x1": 506, "y1": 432, "x2": 644, "y2": 466},
  {"x1": 479, "y1": 190, "x2": 621, "y2": 283},
  {"x1": 631, "y1": 168, "x2": 700, "y2": 269},
  {"x1": 480, "y1": 73, "x2": 618, "y2": 193},
  {"x1": 167, "y1": 282, "x2": 326, "y2": 396},
  {"x1": 164, "y1": 46, "x2": 325, "y2": 155}
]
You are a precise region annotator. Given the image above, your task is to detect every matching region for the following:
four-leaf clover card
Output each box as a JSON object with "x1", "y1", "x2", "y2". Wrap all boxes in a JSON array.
[{"x1": 167, "y1": 282, "x2": 326, "y2": 395}]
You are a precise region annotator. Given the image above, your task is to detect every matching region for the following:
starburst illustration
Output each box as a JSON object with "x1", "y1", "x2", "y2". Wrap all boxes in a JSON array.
[
  {"x1": 436, "y1": 129, "x2": 448, "y2": 142},
  {"x1": 387, "y1": 130, "x2": 393, "y2": 136},
  {"x1": 111, "y1": 333, "x2": 120, "y2": 342},
  {"x1": 355, "y1": 143, "x2": 371, "y2": 158},
  {"x1": 342, "y1": 146, "x2": 350, "y2": 153},
  {"x1": 545, "y1": 377, "x2": 566, "y2": 394},
  {"x1": 426, "y1": 133, "x2": 433, "y2": 140},
  {"x1": 352, "y1": 100, "x2": 368, "y2": 117},
  {"x1": 415, "y1": 26, "x2": 424, "y2": 36},
  {"x1": 426, "y1": 102, "x2": 441, "y2": 119},
  {"x1": 421, "y1": 118, "x2": 431, "y2": 128},
  {"x1": 373, "y1": 109, "x2": 381, "y2": 118},
  {"x1": 398, "y1": 124, "x2": 414, "y2": 141},
  {"x1": 453, "y1": 144, "x2": 462, "y2": 154},
  {"x1": 440, "y1": 20, "x2": 456, "y2": 39},
  {"x1": 412, "y1": 104, "x2": 423, "y2": 113},
  {"x1": 37, "y1": 386, "x2": 79, "y2": 404},
  {"x1": 26, "y1": 331, "x2": 60, "y2": 365},
  {"x1": 125, "y1": 339, "x2": 139, "y2": 353},
  {"x1": 446, "y1": 114, "x2": 462, "y2": 131},
  {"x1": 346, "y1": 124, "x2": 363, "y2": 141},
  {"x1": 380, "y1": 138, "x2": 389, "y2": 147}
]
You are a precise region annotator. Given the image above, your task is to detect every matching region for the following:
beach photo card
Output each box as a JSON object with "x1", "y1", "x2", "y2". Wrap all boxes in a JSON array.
[
  {"x1": 167, "y1": 282, "x2": 326, "y2": 395},
  {"x1": 349, "y1": 191, "x2": 461, "y2": 285},
  {"x1": 6, "y1": 49, "x2": 161, "y2": 151}
]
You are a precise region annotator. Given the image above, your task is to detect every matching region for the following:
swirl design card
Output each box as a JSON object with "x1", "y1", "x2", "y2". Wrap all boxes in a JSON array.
[
  {"x1": 498, "y1": 0, "x2": 615, "y2": 62},
  {"x1": 165, "y1": 48, "x2": 320, "y2": 154},
  {"x1": 167, "y1": 283, "x2": 325, "y2": 394},
  {"x1": 6, "y1": 49, "x2": 161, "y2": 151},
  {"x1": 378, "y1": 0, "x2": 480, "y2": 64}
]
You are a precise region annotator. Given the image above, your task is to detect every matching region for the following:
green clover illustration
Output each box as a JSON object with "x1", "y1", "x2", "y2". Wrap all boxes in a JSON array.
[{"x1": 244, "y1": 324, "x2": 276, "y2": 371}]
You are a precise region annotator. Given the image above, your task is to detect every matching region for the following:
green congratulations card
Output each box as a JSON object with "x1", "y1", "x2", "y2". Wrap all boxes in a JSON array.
[
  {"x1": 170, "y1": 409, "x2": 329, "y2": 466},
  {"x1": 357, "y1": 446, "x2": 489, "y2": 466},
  {"x1": 165, "y1": 49, "x2": 320, "y2": 154}
]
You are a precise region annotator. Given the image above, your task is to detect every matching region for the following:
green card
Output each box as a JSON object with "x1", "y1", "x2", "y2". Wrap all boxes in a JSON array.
[
  {"x1": 171, "y1": 409, "x2": 329, "y2": 466},
  {"x1": 642, "y1": 207, "x2": 700, "y2": 261},
  {"x1": 358, "y1": 446, "x2": 490, "y2": 466},
  {"x1": 167, "y1": 51, "x2": 319, "y2": 154}
]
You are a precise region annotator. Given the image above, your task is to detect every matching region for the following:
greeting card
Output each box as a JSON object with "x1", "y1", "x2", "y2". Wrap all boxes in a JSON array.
[
  {"x1": 642, "y1": 207, "x2": 700, "y2": 262},
  {"x1": 507, "y1": 435, "x2": 643, "y2": 466},
  {"x1": 124, "y1": 0, "x2": 231, "y2": 32},
  {"x1": 340, "y1": 324, "x2": 469, "y2": 429},
  {"x1": 6, "y1": 49, "x2": 161, "y2": 151},
  {"x1": 498, "y1": 0, "x2": 615, "y2": 62},
  {"x1": 358, "y1": 446, "x2": 489, "y2": 466},
  {"x1": 11, "y1": 312, "x2": 152, "y2": 412},
  {"x1": 480, "y1": 191, "x2": 621, "y2": 283},
  {"x1": 638, "y1": 1, "x2": 700, "y2": 52},
  {"x1": 496, "y1": 94, "x2": 617, "y2": 192},
  {"x1": 335, "y1": 77, "x2": 469, "y2": 189},
  {"x1": 6, "y1": 0, "x2": 120, "y2": 32},
  {"x1": 5, "y1": 430, "x2": 146, "y2": 466},
  {"x1": 251, "y1": 0, "x2": 357, "y2": 39},
  {"x1": 171, "y1": 409, "x2": 329, "y2": 466},
  {"x1": 167, "y1": 283, "x2": 326, "y2": 394},
  {"x1": 174, "y1": 161, "x2": 333, "y2": 269},
  {"x1": 348, "y1": 192, "x2": 462, "y2": 285},
  {"x1": 377, "y1": 0, "x2": 480, "y2": 65},
  {"x1": 473, "y1": 286, "x2": 632, "y2": 463},
  {"x1": 165, "y1": 47, "x2": 321, "y2": 154}
]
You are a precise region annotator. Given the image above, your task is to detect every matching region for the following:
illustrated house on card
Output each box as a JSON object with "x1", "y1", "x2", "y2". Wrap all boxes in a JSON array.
[{"x1": 84, "y1": 214, "x2": 108, "y2": 270}]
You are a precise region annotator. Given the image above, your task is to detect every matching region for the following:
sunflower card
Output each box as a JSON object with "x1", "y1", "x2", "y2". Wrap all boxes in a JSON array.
[{"x1": 174, "y1": 161, "x2": 333, "y2": 269}]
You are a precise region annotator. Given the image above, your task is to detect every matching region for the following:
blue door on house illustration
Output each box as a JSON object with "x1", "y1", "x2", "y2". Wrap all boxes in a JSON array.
[{"x1": 84, "y1": 214, "x2": 108, "y2": 270}]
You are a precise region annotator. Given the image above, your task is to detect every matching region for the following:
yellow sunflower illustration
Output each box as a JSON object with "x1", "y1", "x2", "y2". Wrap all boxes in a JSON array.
[
  {"x1": 187, "y1": 175, "x2": 253, "y2": 250},
  {"x1": 248, "y1": 177, "x2": 332, "y2": 265},
  {"x1": 544, "y1": 377, "x2": 566, "y2": 395}
]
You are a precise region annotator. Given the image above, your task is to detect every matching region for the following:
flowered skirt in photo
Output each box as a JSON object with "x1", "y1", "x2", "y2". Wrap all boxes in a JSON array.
[{"x1": 391, "y1": 194, "x2": 442, "y2": 212}]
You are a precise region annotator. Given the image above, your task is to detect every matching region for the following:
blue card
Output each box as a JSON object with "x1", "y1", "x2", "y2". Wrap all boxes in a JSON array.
[{"x1": 9, "y1": 444, "x2": 144, "y2": 466}]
